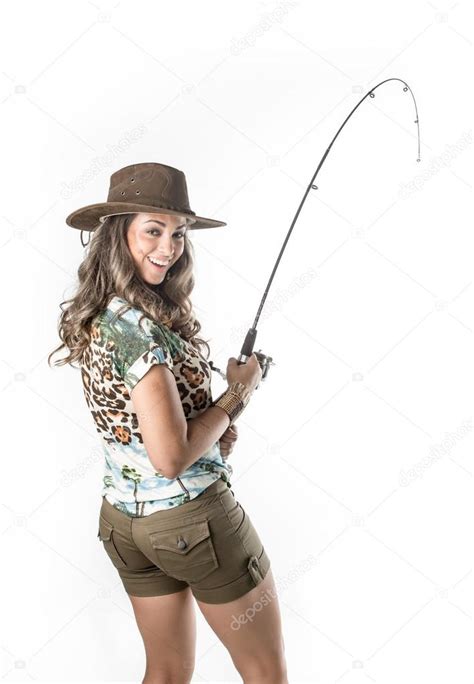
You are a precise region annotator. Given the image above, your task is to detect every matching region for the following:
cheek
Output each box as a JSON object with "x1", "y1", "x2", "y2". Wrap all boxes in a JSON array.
[{"x1": 133, "y1": 238, "x2": 148, "y2": 256}]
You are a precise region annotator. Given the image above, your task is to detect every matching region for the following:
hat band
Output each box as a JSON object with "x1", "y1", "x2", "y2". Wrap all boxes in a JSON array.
[{"x1": 107, "y1": 189, "x2": 196, "y2": 217}]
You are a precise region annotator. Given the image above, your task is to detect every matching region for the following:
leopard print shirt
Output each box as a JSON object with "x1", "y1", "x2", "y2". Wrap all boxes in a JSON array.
[{"x1": 80, "y1": 295, "x2": 232, "y2": 517}]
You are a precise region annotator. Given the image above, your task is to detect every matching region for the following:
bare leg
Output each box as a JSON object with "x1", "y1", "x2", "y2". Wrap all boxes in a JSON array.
[
  {"x1": 195, "y1": 568, "x2": 288, "y2": 683},
  {"x1": 128, "y1": 586, "x2": 196, "y2": 684}
]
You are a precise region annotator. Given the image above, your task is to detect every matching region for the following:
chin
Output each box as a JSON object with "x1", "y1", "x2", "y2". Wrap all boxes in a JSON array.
[{"x1": 143, "y1": 275, "x2": 163, "y2": 286}]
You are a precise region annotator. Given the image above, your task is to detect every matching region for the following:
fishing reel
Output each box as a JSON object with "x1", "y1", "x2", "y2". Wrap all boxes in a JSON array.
[
  {"x1": 209, "y1": 327, "x2": 275, "y2": 383},
  {"x1": 209, "y1": 350, "x2": 274, "y2": 383}
]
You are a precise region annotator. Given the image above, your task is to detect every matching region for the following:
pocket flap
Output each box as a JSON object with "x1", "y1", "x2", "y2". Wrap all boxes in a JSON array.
[
  {"x1": 150, "y1": 520, "x2": 211, "y2": 555},
  {"x1": 98, "y1": 516, "x2": 113, "y2": 542}
]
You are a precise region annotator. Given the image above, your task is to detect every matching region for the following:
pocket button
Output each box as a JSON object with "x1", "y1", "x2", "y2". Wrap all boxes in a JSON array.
[{"x1": 150, "y1": 520, "x2": 219, "y2": 583}]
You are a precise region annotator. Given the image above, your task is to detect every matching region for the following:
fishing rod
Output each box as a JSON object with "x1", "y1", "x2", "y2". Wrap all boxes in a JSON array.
[{"x1": 209, "y1": 77, "x2": 421, "y2": 382}]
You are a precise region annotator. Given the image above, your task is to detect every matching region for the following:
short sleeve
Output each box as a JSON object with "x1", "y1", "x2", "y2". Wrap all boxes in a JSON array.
[{"x1": 103, "y1": 308, "x2": 176, "y2": 393}]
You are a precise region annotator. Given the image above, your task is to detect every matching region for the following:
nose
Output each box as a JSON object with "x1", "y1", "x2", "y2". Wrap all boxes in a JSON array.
[{"x1": 158, "y1": 235, "x2": 175, "y2": 258}]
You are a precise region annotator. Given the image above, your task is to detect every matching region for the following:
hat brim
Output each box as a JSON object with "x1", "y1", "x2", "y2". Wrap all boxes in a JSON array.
[{"x1": 65, "y1": 202, "x2": 227, "y2": 231}]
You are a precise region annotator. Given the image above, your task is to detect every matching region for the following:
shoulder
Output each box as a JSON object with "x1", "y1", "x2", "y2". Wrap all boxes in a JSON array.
[
  {"x1": 101, "y1": 295, "x2": 157, "y2": 332},
  {"x1": 102, "y1": 296, "x2": 185, "y2": 357},
  {"x1": 104, "y1": 295, "x2": 143, "y2": 326}
]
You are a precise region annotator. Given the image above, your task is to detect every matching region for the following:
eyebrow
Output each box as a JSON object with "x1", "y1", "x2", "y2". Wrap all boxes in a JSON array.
[{"x1": 143, "y1": 219, "x2": 187, "y2": 229}]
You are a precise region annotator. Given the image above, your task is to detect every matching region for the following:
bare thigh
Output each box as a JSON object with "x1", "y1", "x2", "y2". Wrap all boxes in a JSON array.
[
  {"x1": 128, "y1": 586, "x2": 196, "y2": 683},
  {"x1": 195, "y1": 567, "x2": 288, "y2": 682}
]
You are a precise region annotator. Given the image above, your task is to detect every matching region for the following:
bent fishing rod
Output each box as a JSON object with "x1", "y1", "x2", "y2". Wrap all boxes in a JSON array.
[{"x1": 209, "y1": 77, "x2": 421, "y2": 383}]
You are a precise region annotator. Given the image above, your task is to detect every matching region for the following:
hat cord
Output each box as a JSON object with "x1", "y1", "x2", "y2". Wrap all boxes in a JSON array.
[{"x1": 80, "y1": 230, "x2": 91, "y2": 247}]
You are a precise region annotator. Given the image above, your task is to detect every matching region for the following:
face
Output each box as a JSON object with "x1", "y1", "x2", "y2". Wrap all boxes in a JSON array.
[{"x1": 126, "y1": 212, "x2": 189, "y2": 284}]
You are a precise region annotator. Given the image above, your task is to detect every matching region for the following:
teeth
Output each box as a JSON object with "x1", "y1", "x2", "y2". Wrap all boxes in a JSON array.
[{"x1": 148, "y1": 257, "x2": 168, "y2": 266}]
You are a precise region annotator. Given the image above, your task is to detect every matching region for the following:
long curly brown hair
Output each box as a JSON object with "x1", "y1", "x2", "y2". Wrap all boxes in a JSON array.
[{"x1": 47, "y1": 213, "x2": 211, "y2": 369}]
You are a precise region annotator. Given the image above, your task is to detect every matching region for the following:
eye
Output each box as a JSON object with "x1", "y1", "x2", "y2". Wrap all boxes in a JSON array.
[{"x1": 146, "y1": 229, "x2": 185, "y2": 239}]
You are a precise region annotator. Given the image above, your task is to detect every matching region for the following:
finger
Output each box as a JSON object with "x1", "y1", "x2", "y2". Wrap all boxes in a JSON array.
[{"x1": 222, "y1": 425, "x2": 238, "y2": 438}]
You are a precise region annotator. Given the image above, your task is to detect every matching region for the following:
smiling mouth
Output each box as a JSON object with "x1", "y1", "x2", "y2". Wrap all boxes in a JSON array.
[{"x1": 147, "y1": 256, "x2": 170, "y2": 271}]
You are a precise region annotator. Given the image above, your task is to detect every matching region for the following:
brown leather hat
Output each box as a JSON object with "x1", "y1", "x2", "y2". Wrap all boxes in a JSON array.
[{"x1": 66, "y1": 162, "x2": 227, "y2": 244}]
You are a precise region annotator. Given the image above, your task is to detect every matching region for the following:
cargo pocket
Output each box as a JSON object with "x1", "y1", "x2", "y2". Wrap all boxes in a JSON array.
[
  {"x1": 98, "y1": 516, "x2": 128, "y2": 569},
  {"x1": 149, "y1": 519, "x2": 219, "y2": 583}
]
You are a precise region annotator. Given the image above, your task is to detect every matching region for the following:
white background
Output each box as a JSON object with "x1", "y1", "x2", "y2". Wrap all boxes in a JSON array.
[{"x1": 0, "y1": 0, "x2": 472, "y2": 682}]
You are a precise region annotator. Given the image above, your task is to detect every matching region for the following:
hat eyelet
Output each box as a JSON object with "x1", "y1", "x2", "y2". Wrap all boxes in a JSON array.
[
  {"x1": 130, "y1": 177, "x2": 135, "y2": 182},
  {"x1": 135, "y1": 190, "x2": 140, "y2": 195},
  {"x1": 121, "y1": 191, "x2": 125, "y2": 196}
]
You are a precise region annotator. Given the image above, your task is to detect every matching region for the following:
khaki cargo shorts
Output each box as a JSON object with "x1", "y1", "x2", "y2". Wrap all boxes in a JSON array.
[{"x1": 97, "y1": 477, "x2": 271, "y2": 604}]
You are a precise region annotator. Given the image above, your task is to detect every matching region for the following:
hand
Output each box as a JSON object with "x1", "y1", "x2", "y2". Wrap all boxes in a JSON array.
[
  {"x1": 219, "y1": 423, "x2": 239, "y2": 459},
  {"x1": 226, "y1": 354, "x2": 262, "y2": 393}
]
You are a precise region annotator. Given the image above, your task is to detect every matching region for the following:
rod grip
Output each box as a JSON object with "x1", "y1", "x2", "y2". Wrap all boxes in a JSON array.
[{"x1": 240, "y1": 327, "x2": 257, "y2": 359}]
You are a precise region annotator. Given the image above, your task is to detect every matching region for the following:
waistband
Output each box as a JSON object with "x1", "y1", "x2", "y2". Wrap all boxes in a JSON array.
[{"x1": 100, "y1": 476, "x2": 231, "y2": 525}]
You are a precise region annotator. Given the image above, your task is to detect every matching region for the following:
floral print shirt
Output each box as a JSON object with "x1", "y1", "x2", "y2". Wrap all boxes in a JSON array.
[{"x1": 80, "y1": 295, "x2": 232, "y2": 517}]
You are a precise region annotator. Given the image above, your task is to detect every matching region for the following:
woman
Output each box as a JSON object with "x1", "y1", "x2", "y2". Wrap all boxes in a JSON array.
[{"x1": 49, "y1": 162, "x2": 288, "y2": 684}]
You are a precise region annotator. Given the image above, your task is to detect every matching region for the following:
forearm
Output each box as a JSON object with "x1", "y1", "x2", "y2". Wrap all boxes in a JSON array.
[{"x1": 173, "y1": 405, "x2": 231, "y2": 476}]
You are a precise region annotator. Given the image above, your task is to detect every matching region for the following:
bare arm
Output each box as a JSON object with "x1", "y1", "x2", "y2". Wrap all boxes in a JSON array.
[{"x1": 130, "y1": 363, "x2": 231, "y2": 479}]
